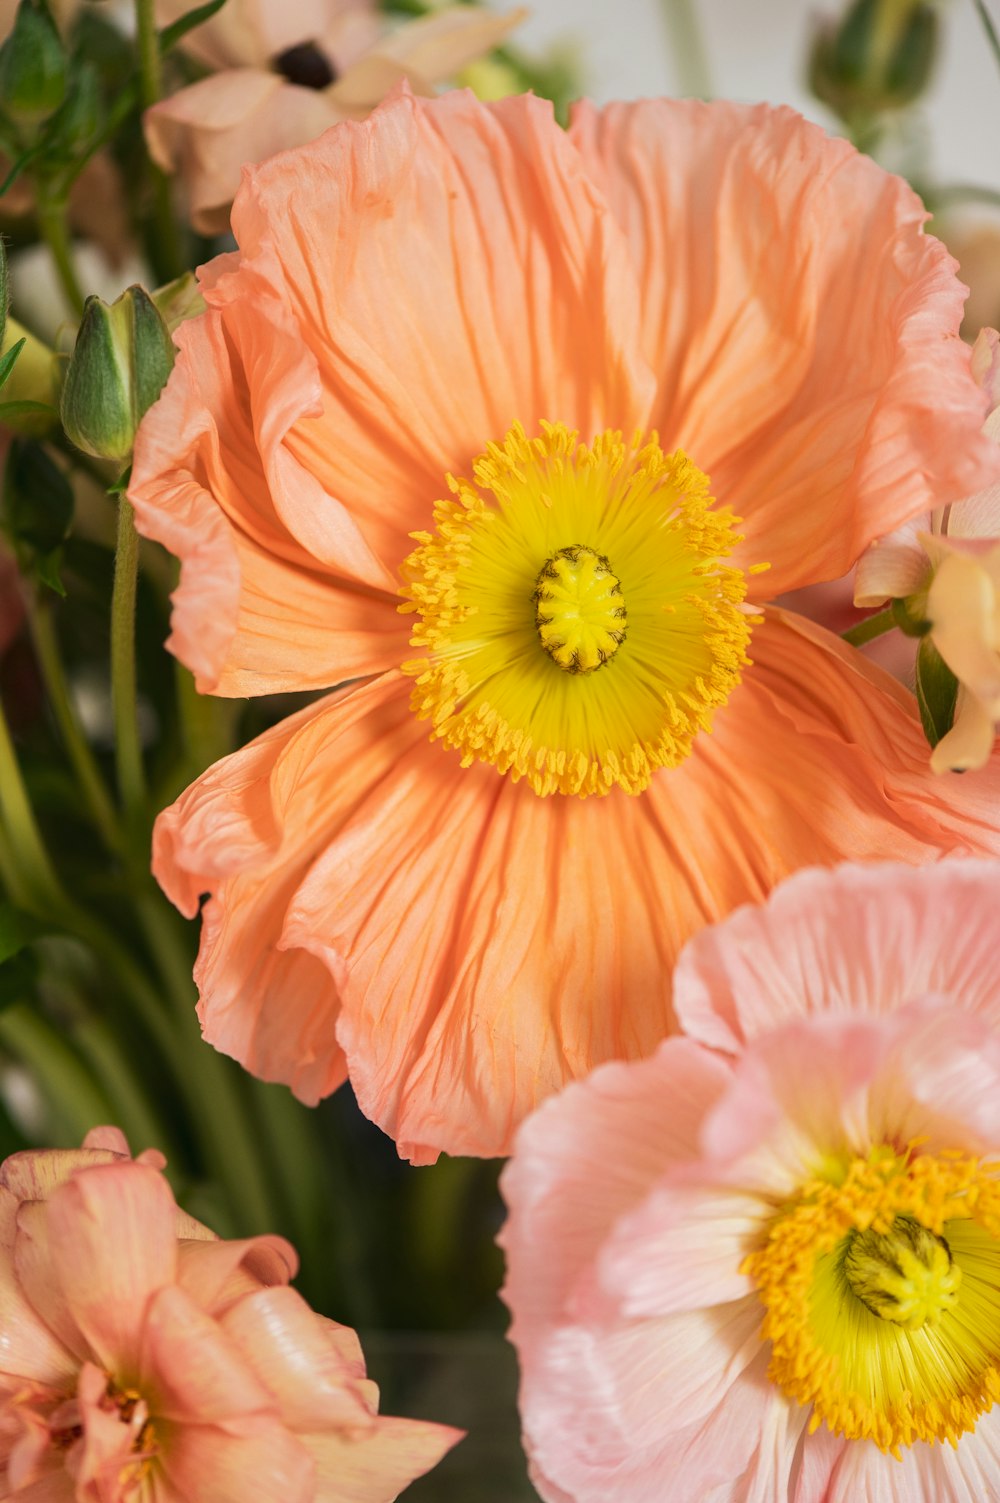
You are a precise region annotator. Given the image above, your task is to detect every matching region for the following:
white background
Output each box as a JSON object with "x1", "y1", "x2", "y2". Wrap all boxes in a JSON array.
[{"x1": 516, "y1": 0, "x2": 1000, "y2": 191}]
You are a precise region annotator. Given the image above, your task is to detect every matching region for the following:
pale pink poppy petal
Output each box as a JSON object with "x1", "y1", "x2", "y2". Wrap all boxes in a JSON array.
[
  {"x1": 130, "y1": 288, "x2": 406, "y2": 697},
  {"x1": 590, "y1": 1177, "x2": 764, "y2": 1321},
  {"x1": 42, "y1": 1164, "x2": 178, "y2": 1375},
  {"x1": 674, "y1": 858, "x2": 1000, "y2": 1055},
  {"x1": 154, "y1": 1415, "x2": 315, "y2": 1503},
  {"x1": 827, "y1": 1409, "x2": 1000, "y2": 1502},
  {"x1": 226, "y1": 88, "x2": 654, "y2": 568},
  {"x1": 499, "y1": 1041, "x2": 732, "y2": 1330},
  {"x1": 876, "y1": 998, "x2": 1000, "y2": 1152},
  {"x1": 138, "y1": 1284, "x2": 277, "y2": 1423},
  {"x1": 522, "y1": 1349, "x2": 775, "y2": 1503},
  {"x1": 569, "y1": 99, "x2": 999, "y2": 597},
  {"x1": 219, "y1": 1288, "x2": 374, "y2": 1430},
  {"x1": 306, "y1": 1414, "x2": 464, "y2": 1503}
]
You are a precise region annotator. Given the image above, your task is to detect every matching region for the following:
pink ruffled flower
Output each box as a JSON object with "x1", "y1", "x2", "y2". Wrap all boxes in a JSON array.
[
  {"x1": 0, "y1": 1126, "x2": 460, "y2": 1500},
  {"x1": 501, "y1": 860, "x2": 1000, "y2": 1502}
]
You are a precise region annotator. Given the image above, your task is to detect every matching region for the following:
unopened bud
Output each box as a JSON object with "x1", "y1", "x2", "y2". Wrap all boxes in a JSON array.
[
  {"x1": 60, "y1": 285, "x2": 175, "y2": 463},
  {"x1": 42, "y1": 60, "x2": 101, "y2": 165},
  {"x1": 810, "y1": 0, "x2": 938, "y2": 123},
  {"x1": 0, "y1": 0, "x2": 67, "y2": 129}
]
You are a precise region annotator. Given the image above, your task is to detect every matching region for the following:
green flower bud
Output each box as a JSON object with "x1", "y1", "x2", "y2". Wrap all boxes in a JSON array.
[
  {"x1": 60, "y1": 285, "x2": 175, "y2": 463},
  {"x1": 42, "y1": 60, "x2": 101, "y2": 167},
  {"x1": 0, "y1": 0, "x2": 67, "y2": 129},
  {"x1": 810, "y1": 0, "x2": 938, "y2": 124}
]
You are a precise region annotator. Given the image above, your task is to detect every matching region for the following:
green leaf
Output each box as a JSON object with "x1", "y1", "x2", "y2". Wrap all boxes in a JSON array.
[
  {"x1": 915, "y1": 636, "x2": 959, "y2": 750},
  {"x1": 2, "y1": 436, "x2": 73, "y2": 551},
  {"x1": 0, "y1": 398, "x2": 56, "y2": 421},
  {"x1": 0, "y1": 336, "x2": 24, "y2": 391},
  {"x1": 159, "y1": 0, "x2": 229, "y2": 55},
  {"x1": 34, "y1": 546, "x2": 65, "y2": 595},
  {"x1": 0, "y1": 903, "x2": 46, "y2": 964},
  {"x1": 0, "y1": 902, "x2": 47, "y2": 1009}
]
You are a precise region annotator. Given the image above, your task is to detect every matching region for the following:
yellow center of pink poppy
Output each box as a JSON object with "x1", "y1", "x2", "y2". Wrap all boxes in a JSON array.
[
  {"x1": 398, "y1": 421, "x2": 756, "y2": 797},
  {"x1": 744, "y1": 1144, "x2": 1000, "y2": 1456}
]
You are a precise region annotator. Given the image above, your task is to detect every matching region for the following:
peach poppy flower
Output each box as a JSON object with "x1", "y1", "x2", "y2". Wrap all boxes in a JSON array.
[
  {"x1": 130, "y1": 90, "x2": 1000, "y2": 1164},
  {"x1": 144, "y1": 7, "x2": 526, "y2": 233},
  {"x1": 0, "y1": 1125, "x2": 460, "y2": 1500},
  {"x1": 501, "y1": 860, "x2": 1000, "y2": 1502}
]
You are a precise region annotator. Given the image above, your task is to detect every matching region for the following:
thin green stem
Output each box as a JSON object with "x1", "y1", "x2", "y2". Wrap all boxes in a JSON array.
[
  {"x1": 0, "y1": 697, "x2": 64, "y2": 909},
  {"x1": 973, "y1": 0, "x2": 1000, "y2": 75},
  {"x1": 133, "y1": 892, "x2": 277, "y2": 1233},
  {"x1": 27, "y1": 597, "x2": 124, "y2": 856},
  {"x1": 34, "y1": 196, "x2": 85, "y2": 318},
  {"x1": 74, "y1": 1014, "x2": 174, "y2": 1153},
  {"x1": 111, "y1": 497, "x2": 147, "y2": 834},
  {"x1": 0, "y1": 1003, "x2": 112, "y2": 1142},
  {"x1": 134, "y1": 0, "x2": 185, "y2": 282},
  {"x1": 658, "y1": 0, "x2": 712, "y2": 98},
  {"x1": 842, "y1": 606, "x2": 898, "y2": 648}
]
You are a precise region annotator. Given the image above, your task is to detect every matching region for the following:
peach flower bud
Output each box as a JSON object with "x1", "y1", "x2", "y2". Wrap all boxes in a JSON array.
[{"x1": 0, "y1": 1127, "x2": 461, "y2": 1501}]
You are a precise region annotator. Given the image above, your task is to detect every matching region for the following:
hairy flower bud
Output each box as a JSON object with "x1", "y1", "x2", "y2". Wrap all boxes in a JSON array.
[
  {"x1": 810, "y1": 0, "x2": 938, "y2": 124},
  {"x1": 0, "y1": 0, "x2": 67, "y2": 128},
  {"x1": 60, "y1": 286, "x2": 175, "y2": 463}
]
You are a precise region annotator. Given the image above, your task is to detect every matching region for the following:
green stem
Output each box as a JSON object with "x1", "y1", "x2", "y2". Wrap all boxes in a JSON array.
[
  {"x1": 0, "y1": 696, "x2": 64, "y2": 909},
  {"x1": 75, "y1": 1014, "x2": 174, "y2": 1154},
  {"x1": 111, "y1": 497, "x2": 147, "y2": 834},
  {"x1": 973, "y1": 0, "x2": 1000, "y2": 76},
  {"x1": 34, "y1": 195, "x2": 85, "y2": 318},
  {"x1": 133, "y1": 892, "x2": 277, "y2": 1234},
  {"x1": 842, "y1": 606, "x2": 898, "y2": 648},
  {"x1": 134, "y1": 0, "x2": 185, "y2": 282},
  {"x1": 0, "y1": 1003, "x2": 112, "y2": 1142},
  {"x1": 658, "y1": 0, "x2": 712, "y2": 98},
  {"x1": 27, "y1": 597, "x2": 124, "y2": 856}
]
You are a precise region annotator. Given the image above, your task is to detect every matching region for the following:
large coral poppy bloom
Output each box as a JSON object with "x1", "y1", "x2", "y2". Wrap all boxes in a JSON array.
[{"x1": 131, "y1": 89, "x2": 1000, "y2": 1162}]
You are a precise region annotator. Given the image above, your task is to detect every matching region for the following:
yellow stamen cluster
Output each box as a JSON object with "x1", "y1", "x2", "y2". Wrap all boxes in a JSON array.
[
  {"x1": 399, "y1": 422, "x2": 755, "y2": 797},
  {"x1": 744, "y1": 1146, "x2": 1000, "y2": 1455}
]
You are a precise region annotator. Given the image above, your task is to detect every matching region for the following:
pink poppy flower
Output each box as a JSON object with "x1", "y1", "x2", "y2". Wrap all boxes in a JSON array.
[
  {"x1": 130, "y1": 91, "x2": 1000, "y2": 1164},
  {"x1": 501, "y1": 859, "x2": 1000, "y2": 1502},
  {"x1": 0, "y1": 1125, "x2": 460, "y2": 1500}
]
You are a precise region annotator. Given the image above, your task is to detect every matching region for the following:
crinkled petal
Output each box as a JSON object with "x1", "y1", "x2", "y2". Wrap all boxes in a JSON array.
[
  {"x1": 130, "y1": 280, "x2": 405, "y2": 696},
  {"x1": 499, "y1": 1040, "x2": 733, "y2": 1331},
  {"x1": 176, "y1": 1235, "x2": 297, "y2": 1317},
  {"x1": 674, "y1": 858, "x2": 1000, "y2": 1054},
  {"x1": 226, "y1": 87, "x2": 654, "y2": 571},
  {"x1": 827, "y1": 1407, "x2": 1000, "y2": 1502},
  {"x1": 569, "y1": 99, "x2": 999, "y2": 597},
  {"x1": 153, "y1": 689, "x2": 371, "y2": 1105}
]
